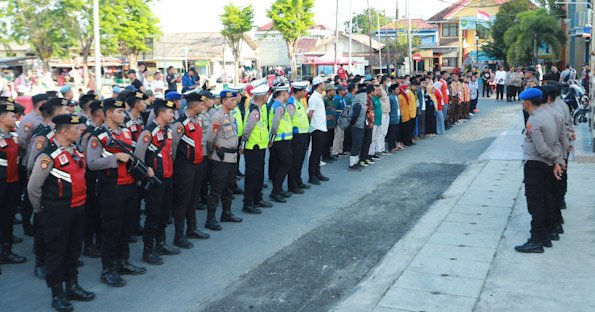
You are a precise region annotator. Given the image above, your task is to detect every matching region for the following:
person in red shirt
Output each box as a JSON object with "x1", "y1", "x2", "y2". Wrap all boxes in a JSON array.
[{"x1": 337, "y1": 64, "x2": 347, "y2": 81}]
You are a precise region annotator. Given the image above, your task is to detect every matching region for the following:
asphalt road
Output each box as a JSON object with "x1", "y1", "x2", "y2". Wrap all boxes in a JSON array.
[{"x1": 1, "y1": 97, "x2": 522, "y2": 312}]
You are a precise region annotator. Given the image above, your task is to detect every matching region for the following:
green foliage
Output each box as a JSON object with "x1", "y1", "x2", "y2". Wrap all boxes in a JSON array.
[
  {"x1": 503, "y1": 8, "x2": 566, "y2": 65},
  {"x1": 267, "y1": 0, "x2": 315, "y2": 79},
  {"x1": 483, "y1": 0, "x2": 531, "y2": 61},
  {"x1": 378, "y1": 23, "x2": 420, "y2": 63},
  {"x1": 221, "y1": 4, "x2": 254, "y2": 60},
  {"x1": 112, "y1": 0, "x2": 161, "y2": 58},
  {"x1": 347, "y1": 8, "x2": 391, "y2": 35},
  {"x1": 537, "y1": 0, "x2": 566, "y2": 17}
]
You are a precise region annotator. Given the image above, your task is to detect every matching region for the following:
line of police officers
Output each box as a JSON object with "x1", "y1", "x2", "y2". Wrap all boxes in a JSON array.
[
  {"x1": 517, "y1": 82, "x2": 573, "y2": 253},
  {"x1": 0, "y1": 79, "x2": 325, "y2": 312}
]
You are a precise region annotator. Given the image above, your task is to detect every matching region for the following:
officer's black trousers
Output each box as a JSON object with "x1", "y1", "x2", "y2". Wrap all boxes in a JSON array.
[
  {"x1": 496, "y1": 84, "x2": 505, "y2": 100},
  {"x1": 207, "y1": 160, "x2": 236, "y2": 214},
  {"x1": 270, "y1": 140, "x2": 292, "y2": 195},
  {"x1": 308, "y1": 130, "x2": 326, "y2": 178},
  {"x1": 343, "y1": 125, "x2": 352, "y2": 153},
  {"x1": 84, "y1": 173, "x2": 101, "y2": 247},
  {"x1": 173, "y1": 160, "x2": 203, "y2": 230},
  {"x1": 288, "y1": 133, "x2": 309, "y2": 190},
  {"x1": 524, "y1": 160, "x2": 555, "y2": 241},
  {"x1": 33, "y1": 212, "x2": 45, "y2": 264},
  {"x1": 18, "y1": 165, "x2": 32, "y2": 227},
  {"x1": 350, "y1": 127, "x2": 364, "y2": 157},
  {"x1": 42, "y1": 204, "x2": 84, "y2": 288},
  {"x1": 100, "y1": 183, "x2": 137, "y2": 267},
  {"x1": 200, "y1": 160, "x2": 211, "y2": 205},
  {"x1": 0, "y1": 182, "x2": 19, "y2": 244},
  {"x1": 244, "y1": 147, "x2": 265, "y2": 204},
  {"x1": 144, "y1": 177, "x2": 173, "y2": 246}
]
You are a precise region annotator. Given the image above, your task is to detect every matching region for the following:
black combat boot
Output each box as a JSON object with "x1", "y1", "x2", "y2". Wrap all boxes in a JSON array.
[
  {"x1": 100, "y1": 261, "x2": 127, "y2": 287},
  {"x1": 514, "y1": 238, "x2": 544, "y2": 253},
  {"x1": 156, "y1": 240, "x2": 181, "y2": 256},
  {"x1": 173, "y1": 226, "x2": 193, "y2": 249},
  {"x1": 51, "y1": 284, "x2": 73, "y2": 312},
  {"x1": 0, "y1": 242, "x2": 26, "y2": 264},
  {"x1": 34, "y1": 258, "x2": 46, "y2": 280},
  {"x1": 83, "y1": 244, "x2": 101, "y2": 258},
  {"x1": 220, "y1": 210, "x2": 242, "y2": 223},
  {"x1": 242, "y1": 203, "x2": 262, "y2": 214},
  {"x1": 205, "y1": 210, "x2": 222, "y2": 231},
  {"x1": 255, "y1": 199, "x2": 273, "y2": 208},
  {"x1": 142, "y1": 244, "x2": 163, "y2": 265},
  {"x1": 116, "y1": 258, "x2": 146, "y2": 275},
  {"x1": 65, "y1": 277, "x2": 95, "y2": 301}
]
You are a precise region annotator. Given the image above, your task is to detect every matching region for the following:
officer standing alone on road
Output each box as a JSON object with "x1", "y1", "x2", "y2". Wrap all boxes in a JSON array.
[
  {"x1": 27, "y1": 114, "x2": 95, "y2": 312},
  {"x1": 204, "y1": 90, "x2": 243, "y2": 231},
  {"x1": 515, "y1": 88, "x2": 565, "y2": 253}
]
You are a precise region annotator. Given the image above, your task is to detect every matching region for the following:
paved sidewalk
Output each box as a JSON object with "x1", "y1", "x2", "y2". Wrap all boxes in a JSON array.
[{"x1": 334, "y1": 124, "x2": 595, "y2": 312}]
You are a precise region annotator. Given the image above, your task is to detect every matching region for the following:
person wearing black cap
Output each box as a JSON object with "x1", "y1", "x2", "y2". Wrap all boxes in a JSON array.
[
  {"x1": 80, "y1": 100, "x2": 104, "y2": 259},
  {"x1": 515, "y1": 88, "x2": 564, "y2": 253},
  {"x1": 134, "y1": 99, "x2": 180, "y2": 264},
  {"x1": 170, "y1": 92, "x2": 211, "y2": 249},
  {"x1": 87, "y1": 98, "x2": 147, "y2": 287},
  {"x1": 0, "y1": 102, "x2": 27, "y2": 274},
  {"x1": 78, "y1": 93, "x2": 97, "y2": 119},
  {"x1": 16, "y1": 94, "x2": 47, "y2": 236},
  {"x1": 28, "y1": 114, "x2": 95, "y2": 312},
  {"x1": 127, "y1": 69, "x2": 145, "y2": 93},
  {"x1": 204, "y1": 90, "x2": 243, "y2": 231}
]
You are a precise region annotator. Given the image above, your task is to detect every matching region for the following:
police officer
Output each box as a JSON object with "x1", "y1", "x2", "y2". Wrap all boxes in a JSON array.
[
  {"x1": 268, "y1": 83, "x2": 293, "y2": 203},
  {"x1": 522, "y1": 66, "x2": 540, "y2": 125},
  {"x1": 27, "y1": 114, "x2": 95, "y2": 312},
  {"x1": 80, "y1": 100, "x2": 104, "y2": 258},
  {"x1": 287, "y1": 81, "x2": 312, "y2": 194},
  {"x1": 17, "y1": 93, "x2": 47, "y2": 236},
  {"x1": 135, "y1": 99, "x2": 180, "y2": 264},
  {"x1": 0, "y1": 102, "x2": 26, "y2": 272},
  {"x1": 170, "y1": 91, "x2": 211, "y2": 249},
  {"x1": 204, "y1": 90, "x2": 243, "y2": 231},
  {"x1": 240, "y1": 84, "x2": 272, "y2": 214},
  {"x1": 198, "y1": 90, "x2": 216, "y2": 210},
  {"x1": 515, "y1": 88, "x2": 565, "y2": 253},
  {"x1": 87, "y1": 98, "x2": 146, "y2": 287},
  {"x1": 27, "y1": 97, "x2": 69, "y2": 279},
  {"x1": 227, "y1": 85, "x2": 245, "y2": 194},
  {"x1": 147, "y1": 91, "x2": 182, "y2": 124}
]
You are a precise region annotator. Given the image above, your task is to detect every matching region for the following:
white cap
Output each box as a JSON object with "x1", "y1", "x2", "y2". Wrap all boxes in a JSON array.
[
  {"x1": 312, "y1": 76, "x2": 325, "y2": 86},
  {"x1": 291, "y1": 81, "x2": 309, "y2": 90},
  {"x1": 227, "y1": 85, "x2": 245, "y2": 93},
  {"x1": 250, "y1": 78, "x2": 267, "y2": 87},
  {"x1": 272, "y1": 84, "x2": 290, "y2": 92},
  {"x1": 251, "y1": 84, "x2": 270, "y2": 96}
]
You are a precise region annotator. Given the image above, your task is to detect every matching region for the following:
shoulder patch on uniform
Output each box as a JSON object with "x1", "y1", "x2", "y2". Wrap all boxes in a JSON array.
[
  {"x1": 212, "y1": 123, "x2": 220, "y2": 133},
  {"x1": 23, "y1": 123, "x2": 32, "y2": 132},
  {"x1": 177, "y1": 125, "x2": 184, "y2": 134},
  {"x1": 40, "y1": 158, "x2": 50, "y2": 170},
  {"x1": 143, "y1": 132, "x2": 151, "y2": 143},
  {"x1": 90, "y1": 138, "x2": 99, "y2": 149},
  {"x1": 35, "y1": 137, "x2": 44, "y2": 150}
]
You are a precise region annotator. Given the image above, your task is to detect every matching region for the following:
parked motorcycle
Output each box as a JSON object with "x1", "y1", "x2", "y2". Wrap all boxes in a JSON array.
[{"x1": 561, "y1": 80, "x2": 591, "y2": 125}]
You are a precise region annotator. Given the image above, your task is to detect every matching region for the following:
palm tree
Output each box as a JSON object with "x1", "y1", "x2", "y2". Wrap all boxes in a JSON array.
[{"x1": 503, "y1": 8, "x2": 566, "y2": 65}]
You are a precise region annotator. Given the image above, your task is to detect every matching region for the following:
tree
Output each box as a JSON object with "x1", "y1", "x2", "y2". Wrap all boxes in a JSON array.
[
  {"x1": 220, "y1": 4, "x2": 254, "y2": 84},
  {"x1": 0, "y1": 0, "x2": 74, "y2": 71},
  {"x1": 267, "y1": 0, "x2": 315, "y2": 81},
  {"x1": 346, "y1": 8, "x2": 391, "y2": 35},
  {"x1": 503, "y1": 8, "x2": 566, "y2": 65},
  {"x1": 483, "y1": 0, "x2": 531, "y2": 62}
]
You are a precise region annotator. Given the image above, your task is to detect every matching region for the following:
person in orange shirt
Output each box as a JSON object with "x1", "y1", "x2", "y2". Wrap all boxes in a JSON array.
[{"x1": 398, "y1": 81, "x2": 419, "y2": 146}]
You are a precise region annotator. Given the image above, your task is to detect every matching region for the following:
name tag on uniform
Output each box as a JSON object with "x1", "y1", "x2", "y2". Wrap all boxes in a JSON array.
[
  {"x1": 123, "y1": 131, "x2": 131, "y2": 139},
  {"x1": 157, "y1": 132, "x2": 164, "y2": 141},
  {"x1": 167, "y1": 131, "x2": 172, "y2": 139},
  {"x1": 188, "y1": 123, "x2": 195, "y2": 131},
  {"x1": 130, "y1": 125, "x2": 138, "y2": 132},
  {"x1": 0, "y1": 139, "x2": 6, "y2": 148},
  {"x1": 58, "y1": 154, "x2": 69, "y2": 166}
]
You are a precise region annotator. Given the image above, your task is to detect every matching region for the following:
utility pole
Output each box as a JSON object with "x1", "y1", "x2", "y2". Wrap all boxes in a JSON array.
[
  {"x1": 367, "y1": 0, "x2": 373, "y2": 75},
  {"x1": 162, "y1": 33, "x2": 166, "y2": 72},
  {"x1": 384, "y1": 9, "x2": 390, "y2": 75},
  {"x1": 377, "y1": 12, "x2": 382, "y2": 73},
  {"x1": 334, "y1": 0, "x2": 340, "y2": 74},
  {"x1": 349, "y1": 0, "x2": 353, "y2": 74},
  {"x1": 407, "y1": 0, "x2": 412, "y2": 74},
  {"x1": 395, "y1": 0, "x2": 399, "y2": 76},
  {"x1": 93, "y1": 0, "x2": 101, "y2": 94}
]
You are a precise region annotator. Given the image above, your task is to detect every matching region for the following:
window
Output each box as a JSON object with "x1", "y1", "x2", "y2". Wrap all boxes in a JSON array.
[
  {"x1": 442, "y1": 57, "x2": 458, "y2": 67},
  {"x1": 476, "y1": 24, "x2": 490, "y2": 40},
  {"x1": 441, "y1": 23, "x2": 458, "y2": 37}
]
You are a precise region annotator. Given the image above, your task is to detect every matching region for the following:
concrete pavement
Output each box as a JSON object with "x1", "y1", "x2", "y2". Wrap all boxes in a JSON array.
[{"x1": 334, "y1": 118, "x2": 595, "y2": 312}]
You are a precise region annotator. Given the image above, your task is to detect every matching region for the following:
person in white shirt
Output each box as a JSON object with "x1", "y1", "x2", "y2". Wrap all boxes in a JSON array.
[
  {"x1": 306, "y1": 77, "x2": 329, "y2": 184},
  {"x1": 150, "y1": 72, "x2": 166, "y2": 99},
  {"x1": 494, "y1": 65, "x2": 507, "y2": 100}
]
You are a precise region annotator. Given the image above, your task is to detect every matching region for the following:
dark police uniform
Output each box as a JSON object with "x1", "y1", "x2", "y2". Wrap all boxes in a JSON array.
[
  {"x1": 135, "y1": 99, "x2": 180, "y2": 265},
  {"x1": 170, "y1": 92, "x2": 211, "y2": 250},
  {"x1": 516, "y1": 88, "x2": 564, "y2": 253},
  {"x1": 87, "y1": 98, "x2": 145, "y2": 287},
  {"x1": 27, "y1": 114, "x2": 95, "y2": 312},
  {"x1": 204, "y1": 90, "x2": 243, "y2": 231},
  {"x1": 0, "y1": 102, "x2": 26, "y2": 270}
]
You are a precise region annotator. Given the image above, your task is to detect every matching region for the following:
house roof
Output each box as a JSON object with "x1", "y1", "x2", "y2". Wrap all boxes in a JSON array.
[
  {"x1": 153, "y1": 32, "x2": 257, "y2": 60},
  {"x1": 257, "y1": 22, "x2": 333, "y2": 32},
  {"x1": 428, "y1": 0, "x2": 508, "y2": 21},
  {"x1": 345, "y1": 33, "x2": 385, "y2": 51},
  {"x1": 296, "y1": 38, "x2": 319, "y2": 53},
  {"x1": 379, "y1": 19, "x2": 437, "y2": 30}
]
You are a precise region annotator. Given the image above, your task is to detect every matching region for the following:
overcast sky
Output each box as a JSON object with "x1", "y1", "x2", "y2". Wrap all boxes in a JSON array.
[{"x1": 151, "y1": 0, "x2": 452, "y2": 33}]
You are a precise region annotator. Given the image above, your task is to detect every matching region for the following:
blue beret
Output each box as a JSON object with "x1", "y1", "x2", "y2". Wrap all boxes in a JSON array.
[
  {"x1": 60, "y1": 85, "x2": 72, "y2": 94},
  {"x1": 165, "y1": 91, "x2": 182, "y2": 101},
  {"x1": 219, "y1": 90, "x2": 238, "y2": 99},
  {"x1": 124, "y1": 85, "x2": 138, "y2": 92},
  {"x1": 519, "y1": 88, "x2": 542, "y2": 101},
  {"x1": 113, "y1": 86, "x2": 122, "y2": 93}
]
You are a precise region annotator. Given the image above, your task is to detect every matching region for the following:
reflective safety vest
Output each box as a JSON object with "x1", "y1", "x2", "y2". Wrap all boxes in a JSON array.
[
  {"x1": 245, "y1": 104, "x2": 269, "y2": 150},
  {"x1": 175, "y1": 114, "x2": 204, "y2": 165},
  {"x1": 95, "y1": 127, "x2": 136, "y2": 186},
  {"x1": 290, "y1": 97, "x2": 309, "y2": 134},
  {"x1": 268, "y1": 100, "x2": 293, "y2": 141},
  {"x1": 231, "y1": 107, "x2": 243, "y2": 137},
  {"x1": 42, "y1": 143, "x2": 87, "y2": 208},
  {"x1": 144, "y1": 123, "x2": 173, "y2": 179},
  {"x1": 0, "y1": 131, "x2": 19, "y2": 183}
]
